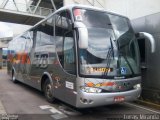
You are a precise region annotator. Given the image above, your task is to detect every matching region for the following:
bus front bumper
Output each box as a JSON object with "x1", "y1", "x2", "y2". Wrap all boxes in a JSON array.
[{"x1": 76, "y1": 88, "x2": 141, "y2": 108}]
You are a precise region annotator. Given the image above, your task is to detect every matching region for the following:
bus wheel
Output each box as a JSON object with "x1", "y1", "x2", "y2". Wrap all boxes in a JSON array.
[
  {"x1": 44, "y1": 79, "x2": 55, "y2": 103},
  {"x1": 12, "y1": 70, "x2": 18, "y2": 83}
]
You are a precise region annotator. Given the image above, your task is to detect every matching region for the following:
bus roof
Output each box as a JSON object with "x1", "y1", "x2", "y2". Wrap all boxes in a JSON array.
[
  {"x1": 57, "y1": 4, "x2": 104, "y2": 12},
  {"x1": 57, "y1": 4, "x2": 128, "y2": 18},
  {"x1": 34, "y1": 4, "x2": 129, "y2": 28}
]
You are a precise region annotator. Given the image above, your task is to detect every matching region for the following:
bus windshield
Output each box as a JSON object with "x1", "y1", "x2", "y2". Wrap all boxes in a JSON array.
[{"x1": 73, "y1": 8, "x2": 140, "y2": 78}]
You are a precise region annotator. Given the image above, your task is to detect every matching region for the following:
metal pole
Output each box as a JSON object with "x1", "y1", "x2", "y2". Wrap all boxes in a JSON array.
[
  {"x1": 50, "y1": 0, "x2": 56, "y2": 11},
  {"x1": 13, "y1": 0, "x2": 19, "y2": 11},
  {"x1": 25, "y1": 0, "x2": 32, "y2": 13},
  {"x1": 95, "y1": 0, "x2": 104, "y2": 8},
  {"x1": 0, "y1": 48, "x2": 2, "y2": 69},
  {"x1": 0, "y1": 0, "x2": 9, "y2": 8},
  {"x1": 86, "y1": 0, "x2": 94, "y2": 6},
  {"x1": 33, "y1": 0, "x2": 42, "y2": 14},
  {"x1": 40, "y1": 6, "x2": 42, "y2": 15}
]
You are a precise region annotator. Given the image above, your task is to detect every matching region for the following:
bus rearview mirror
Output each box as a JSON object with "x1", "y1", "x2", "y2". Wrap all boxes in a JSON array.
[
  {"x1": 136, "y1": 32, "x2": 156, "y2": 53},
  {"x1": 74, "y1": 22, "x2": 88, "y2": 49}
]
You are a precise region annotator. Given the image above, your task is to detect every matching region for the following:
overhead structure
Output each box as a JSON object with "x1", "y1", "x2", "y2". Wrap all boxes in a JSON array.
[
  {"x1": 0, "y1": 0, "x2": 106, "y2": 25},
  {"x1": 29, "y1": 0, "x2": 62, "y2": 10},
  {"x1": 0, "y1": 0, "x2": 60, "y2": 48},
  {"x1": 0, "y1": 0, "x2": 59, "y2": 25}
]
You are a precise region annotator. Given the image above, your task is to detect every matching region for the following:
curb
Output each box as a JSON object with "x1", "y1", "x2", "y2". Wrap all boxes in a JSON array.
[{"x1": 135, "y1": 100, "x2": 160, "y2": 111}]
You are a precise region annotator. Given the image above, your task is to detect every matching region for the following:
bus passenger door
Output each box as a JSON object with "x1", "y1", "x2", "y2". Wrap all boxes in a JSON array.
[{"x1": 53, "y1": 10, "x2": 77, "y2": 106}]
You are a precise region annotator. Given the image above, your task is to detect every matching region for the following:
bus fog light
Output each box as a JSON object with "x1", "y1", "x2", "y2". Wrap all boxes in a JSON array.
[
  {"x1": 81, "y1": 87, "x2": 102, "y2": 93},
  {"x1": 134, "y1": 84, "x2": 141, "y2": 89}
]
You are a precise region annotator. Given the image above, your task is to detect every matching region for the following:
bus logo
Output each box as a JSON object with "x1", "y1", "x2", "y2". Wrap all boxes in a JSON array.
[{"x1": 121, "y1": 67, "x2": 127, "y2": 74}]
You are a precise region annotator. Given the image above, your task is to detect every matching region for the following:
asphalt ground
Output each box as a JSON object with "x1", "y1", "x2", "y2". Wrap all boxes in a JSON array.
[{"x1": 0, "y1": 68, "x2": 160, "y2": 120}]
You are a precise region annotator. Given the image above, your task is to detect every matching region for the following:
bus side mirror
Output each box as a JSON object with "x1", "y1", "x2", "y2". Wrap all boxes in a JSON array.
[
  {"x1": 136, "y1": 32, "x2": 156, "y2": 53},
  {"x1": 74, "y1": 22, "x2": 88, "y2": 49}
]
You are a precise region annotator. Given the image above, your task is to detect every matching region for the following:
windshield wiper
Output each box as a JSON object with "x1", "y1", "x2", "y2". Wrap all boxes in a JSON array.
[
  {"x1": 102, "y1": 37, "x2": 115, "y2": 77},
  {"x1": 103, "y1": 36, "x2": 135, "y2": 77},
  {"x1": 110, "y1": 37, "x2": 114, "y2": 59}
]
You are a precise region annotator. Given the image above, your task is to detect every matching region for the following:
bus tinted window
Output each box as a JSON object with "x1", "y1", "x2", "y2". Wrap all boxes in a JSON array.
[{"x1": 35, "y1": 17, "x2": 54, "y2": 47}]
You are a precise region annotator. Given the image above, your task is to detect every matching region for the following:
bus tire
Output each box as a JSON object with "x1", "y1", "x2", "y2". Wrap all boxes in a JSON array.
[
  {"x1": 44, "y1": 79, "x2": 55, "y2": 103},
  {"x1": 12, "y1": 70, "x2": 18, "y2": 83}
]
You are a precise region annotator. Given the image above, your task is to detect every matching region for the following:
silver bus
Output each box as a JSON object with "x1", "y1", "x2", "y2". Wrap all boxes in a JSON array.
[{"x1": 7, "y1": 5, "x2": 155, "y2": 108}]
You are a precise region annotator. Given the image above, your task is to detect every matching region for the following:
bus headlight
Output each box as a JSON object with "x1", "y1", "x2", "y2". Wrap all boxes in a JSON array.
[
  {"x1": 81, "y1": 87, "x2": 102, "y2": 93},
  {"x1": 133, "y1": 84, "x2": 141, "y2": 89}
]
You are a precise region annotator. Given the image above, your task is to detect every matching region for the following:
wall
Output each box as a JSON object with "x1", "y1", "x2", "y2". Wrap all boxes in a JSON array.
[
  {"x1": 132, "y1": 13, "x2": 160, "y2": 103},
  {"x1": 105, "y1": 0, "x2": 160, "y2": 19}
]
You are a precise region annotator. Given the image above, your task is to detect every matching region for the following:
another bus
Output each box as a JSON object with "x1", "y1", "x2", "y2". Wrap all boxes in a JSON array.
[{"x1": 7, "y1": 5, "x2": 155, "y2": 108}]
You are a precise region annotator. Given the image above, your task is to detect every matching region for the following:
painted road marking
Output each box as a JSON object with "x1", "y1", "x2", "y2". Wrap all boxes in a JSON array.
[
  {"x1": 39, "y1": 105, "x2": 68, "y2": 120},
  {"x1": 39, "y1": 105, "x2": 63, "y2": 114},
  {"x1": 49, "y1": 107, "x2": 63, "y2": 114},
  {"x1": 125, "y1": 102, "x2": 160, "y2": 114},
  {"x1": 59, "y1": 105, "x2": 82, "y2": 116},
  {"x1": 0, "y1": 100, "x2": 7, "y2": 114},
  {"x1": 40, "y1": 105, "x2": 56, "y2": 110}
]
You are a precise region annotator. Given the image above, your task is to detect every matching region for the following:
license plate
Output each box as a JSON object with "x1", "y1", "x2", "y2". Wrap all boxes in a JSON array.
[{"x1": 114, "y1": 96, "x2": 125, "y2": 102}]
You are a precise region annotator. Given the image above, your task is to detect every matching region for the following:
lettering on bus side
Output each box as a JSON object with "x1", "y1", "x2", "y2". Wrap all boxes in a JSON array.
[{"x1": 35, "y1": 54, "x2": 48, "y2": 68}]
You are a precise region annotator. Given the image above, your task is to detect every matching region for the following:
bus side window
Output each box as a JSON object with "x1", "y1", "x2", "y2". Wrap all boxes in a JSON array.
[
  {"x1": 24, "y1": 32, "x2": 33, "y2": 53},
  {"x1": 63, "y1": 32, "x2": 75, "y2": 74},
  {"x1": 35, "y1": 17, "x2": 54, "y2": 48},
  {"x1": 55, "y1": 10, "x2": 76, "y2": 75},
  {"x1": 35, "y1": 26, "x2": 42, "y2": 48}
]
